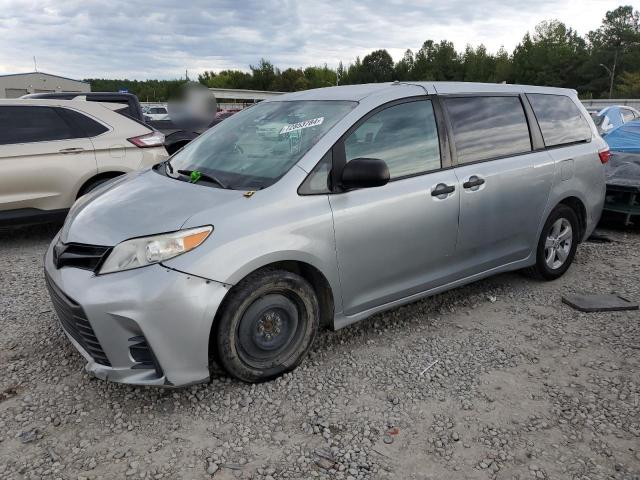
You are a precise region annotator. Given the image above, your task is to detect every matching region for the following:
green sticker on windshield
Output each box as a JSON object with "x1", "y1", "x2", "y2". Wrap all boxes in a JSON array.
[{"x1": 190, "y1": 170, "x2": 202, "y2": 183}]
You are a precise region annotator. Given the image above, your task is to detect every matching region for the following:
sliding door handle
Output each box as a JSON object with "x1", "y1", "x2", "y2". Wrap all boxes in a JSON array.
[{"x1": 463, "y1": 176, "x2": 485, "y2": 189}]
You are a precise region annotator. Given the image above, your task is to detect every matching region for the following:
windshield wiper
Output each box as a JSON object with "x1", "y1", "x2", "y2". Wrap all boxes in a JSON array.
[{"x1": 177, "y1": 169, "x2": 227, "y2": 189}]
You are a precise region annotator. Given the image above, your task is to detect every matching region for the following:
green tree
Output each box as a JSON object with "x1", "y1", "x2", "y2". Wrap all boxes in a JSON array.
[
  {"x1": 304, "y1": 65, "x2": 337, "y2": 88},
  {"x1": 394, "y1": 49, "x2": 414, "y2": 81},
  {"x1": 197, "y1": 70, "x2": 216, "y2": 86},
  {"x1": 586, "y1": 5, "x2": 640, "y2": 97},
  {"x1": 249, "y1": 59, "x2": 277, "y2": 90},
  {"x1": 360, "y1": 49, "x2": 395, "y2": 83},
  {"x1": 617, "y1": 70, "x2": 640, "y2": 97},
  {"x1": 197, "y1": 70, "x2": 253, "y2": 89},
  {"x1": 411, "y1": 40, "x2": 460, "y2": 81},
  {"x1": 494, "y1": 47, "x2": 512, "y2": 83},
  {"x1": 461, "y1": 44, "x2": 496, "y2": 82},
  {"x1": 512, "y1": 20, "x2": 588, "y2": 89},
  {"x1": 271, "y1": 68, "x2": 310, "y2": 91}
]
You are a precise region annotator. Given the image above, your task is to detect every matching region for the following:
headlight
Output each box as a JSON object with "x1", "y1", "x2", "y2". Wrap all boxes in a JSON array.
[{"x1": 98, "y1": 226, "x2": 212, "y2": 274}]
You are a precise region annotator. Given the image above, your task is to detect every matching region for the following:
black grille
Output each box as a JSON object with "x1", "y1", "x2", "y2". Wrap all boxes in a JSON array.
[
  {"x1": 53, "y1": 241, "x2": 111, "y2": 271},
  {"x1": 44, "y1": 272, "x2": 111, "y2": 366}
]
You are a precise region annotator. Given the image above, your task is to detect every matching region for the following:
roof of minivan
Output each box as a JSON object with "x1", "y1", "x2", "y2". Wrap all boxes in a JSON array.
[{"x1": 275, "y1": 82, "x2": 578, "y2": 102}]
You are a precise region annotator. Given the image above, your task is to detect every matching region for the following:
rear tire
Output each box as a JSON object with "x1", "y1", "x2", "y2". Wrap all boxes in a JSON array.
[
  {"x1": 525, "y1": 204, "x2": 579, "y2": 280},
  {"x1": 214, "y1": 269, "x2": 319, "y2": 382}
]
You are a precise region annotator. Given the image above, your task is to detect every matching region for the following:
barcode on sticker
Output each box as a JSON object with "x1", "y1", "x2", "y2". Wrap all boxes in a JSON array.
[{"x1": 280, "y1": 117, "x2": 324, "y2": 134}]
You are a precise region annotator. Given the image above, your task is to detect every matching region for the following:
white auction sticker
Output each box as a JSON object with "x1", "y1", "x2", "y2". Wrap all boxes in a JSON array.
[{"x1": 279, "y1": 117, "x2": 324, "y2": 134}]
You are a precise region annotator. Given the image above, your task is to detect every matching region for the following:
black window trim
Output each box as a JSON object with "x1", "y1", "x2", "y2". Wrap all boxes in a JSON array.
[
  {"x1": 298, "y1": 95, "x2": 452, "y2": 196},
  {"x1": 56, "y1": 106, "x2": 111, "y2": 139},
  {"x1": 524, "y1": 93, "x2": 592, "y2": 150},
  {"x1": 440, "y1": 92, "x2": 545, "y2": 168}
]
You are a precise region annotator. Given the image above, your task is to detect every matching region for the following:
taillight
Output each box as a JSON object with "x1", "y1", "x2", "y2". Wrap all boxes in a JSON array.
[
  {"x1": 128, "y1": 131, "x2": 165, "y2": 148},
  {"x1": 598, "y1": 147, "x2": 611, "y2": 164}
]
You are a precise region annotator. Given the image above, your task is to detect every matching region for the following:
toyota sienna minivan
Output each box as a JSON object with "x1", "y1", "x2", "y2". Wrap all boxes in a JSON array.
[{"x1": 44, "y1": 82, "x2": 607, "y2": 387}]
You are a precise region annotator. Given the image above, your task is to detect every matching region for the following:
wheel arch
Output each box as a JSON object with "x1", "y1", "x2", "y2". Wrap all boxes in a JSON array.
[
  {"x1": 208, "y1": 259, "x2": 337, "y2": 362},
  {"x1": 76, "y1": 171, "x2": 126, "y2": 198},
  {"x1": 557, "y1": 196, "x2": 587, "y2": 241}
]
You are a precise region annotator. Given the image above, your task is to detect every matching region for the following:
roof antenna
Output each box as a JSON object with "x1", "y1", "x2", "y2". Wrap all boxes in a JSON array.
[{"x1": 33, "y1": 56, "x2": 38, "y2": 72}]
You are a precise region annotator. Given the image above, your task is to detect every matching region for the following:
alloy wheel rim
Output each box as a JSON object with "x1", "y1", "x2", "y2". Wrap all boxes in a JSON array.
[{"x1": 544, "y1": 218, "x2": 572, "y2": 270}]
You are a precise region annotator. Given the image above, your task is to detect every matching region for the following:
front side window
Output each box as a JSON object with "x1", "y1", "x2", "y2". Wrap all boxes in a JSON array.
[
  {"x1": 527, "y1": 94, "x2": 591, "y2": 147},
  {"x1": 167, "y1": 100, "x2": 356, "y2": 190},
  {"x1": 445, "y1": 96, "x2": 532, "y2": 164},
  {"x1": 344, "y1": 100, "x2": 441, "y2": 179},
  {"x1": 0, "y1": 106, "x2": 75, "y2": 145}
]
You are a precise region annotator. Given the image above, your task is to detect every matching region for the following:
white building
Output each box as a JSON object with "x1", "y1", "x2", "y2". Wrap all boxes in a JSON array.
[
  {"x1": 208, "y1": 88, "x2": 285, "y2": 110},
  {"x1": 0, "y1": 72, "x2": 90, "y2": 98}
]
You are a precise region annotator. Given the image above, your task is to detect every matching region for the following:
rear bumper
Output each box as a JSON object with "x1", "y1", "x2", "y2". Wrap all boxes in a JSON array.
[{"x1": 44, "y1": 233, "x2": 229, "y2": 387}]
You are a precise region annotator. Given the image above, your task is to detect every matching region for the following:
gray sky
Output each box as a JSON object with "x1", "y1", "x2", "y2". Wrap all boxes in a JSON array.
[{"x1": 0, "y1": 0, "x2": 623, "y2": 80}]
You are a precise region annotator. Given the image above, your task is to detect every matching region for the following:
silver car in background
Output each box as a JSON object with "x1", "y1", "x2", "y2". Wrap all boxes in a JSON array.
[{"x1": 44, "y1": 82, "x2": 608, "y2": 387}]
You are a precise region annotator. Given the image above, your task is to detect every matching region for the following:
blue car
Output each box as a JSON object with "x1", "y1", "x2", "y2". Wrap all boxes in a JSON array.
[{"x1": 592, "y1": 105, "x2": 640, "y2": 135}]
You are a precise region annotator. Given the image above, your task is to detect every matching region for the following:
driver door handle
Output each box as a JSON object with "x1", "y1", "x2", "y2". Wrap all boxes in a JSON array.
[
  {"x1": 431, "y1": 183, "x2": 455, "y2": 196},
  {"x1": 59, "y1": 147, "x2": 85, "y2": 154}
]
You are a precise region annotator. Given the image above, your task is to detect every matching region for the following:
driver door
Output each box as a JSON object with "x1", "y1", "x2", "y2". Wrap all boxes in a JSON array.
[{"x1": 329, "y1": 98, "x2": 460, "y2": 316}]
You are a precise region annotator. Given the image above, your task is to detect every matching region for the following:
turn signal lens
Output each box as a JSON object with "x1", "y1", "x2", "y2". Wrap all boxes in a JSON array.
[{"x1": 183, "y1": 230, "x2": 210, "y2": 250}]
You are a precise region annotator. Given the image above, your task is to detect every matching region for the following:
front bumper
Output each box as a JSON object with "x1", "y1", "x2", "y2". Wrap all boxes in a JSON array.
[{"x1": 44, "y1": 234, "x2": 229, "y2": 387}]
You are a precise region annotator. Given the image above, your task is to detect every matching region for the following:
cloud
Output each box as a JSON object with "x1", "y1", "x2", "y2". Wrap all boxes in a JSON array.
[{"x1": 0, "y1": 0, "x2": 622, "y2": 80}]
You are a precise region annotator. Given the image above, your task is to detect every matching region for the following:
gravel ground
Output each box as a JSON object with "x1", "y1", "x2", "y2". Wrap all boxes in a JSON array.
[{"x1": 1, "y1": 222, "x2": 639, "y2": 480}]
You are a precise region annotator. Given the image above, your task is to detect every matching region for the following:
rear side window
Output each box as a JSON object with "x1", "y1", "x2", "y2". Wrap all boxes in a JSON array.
[
  {"x1": 0, "y1": 106, "x2": 75, "y2": 145},
  {"x1": 527, "y1": 94, "x2": 591, "y2": 147},
  {"x1": 444, "y1": 96, "x2": 531, "y2": 164},
  {"x1": 59, "y1": 108, "x2": 109, "y2": 137},
  {"x1": 344, "y1": 100, "x2": 441, "y2": 179}
]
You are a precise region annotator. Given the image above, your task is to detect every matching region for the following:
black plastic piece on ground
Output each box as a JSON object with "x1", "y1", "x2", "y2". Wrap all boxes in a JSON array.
[{"x1": 562, "y1": 293, "x2": 639, "y2": 312}]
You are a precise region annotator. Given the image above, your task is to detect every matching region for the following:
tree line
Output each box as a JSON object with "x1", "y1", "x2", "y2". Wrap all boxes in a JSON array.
[{"x1": 87, "y1": 5, "x2": 640, "y2": 101}]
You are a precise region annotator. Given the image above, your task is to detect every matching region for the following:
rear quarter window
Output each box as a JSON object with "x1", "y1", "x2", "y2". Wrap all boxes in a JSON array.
[
  {"x1": 527, "y1": 94, "x2": 591, "y2": 147},
  {"x1": 58, "y1": 108, "x2": 109, "y2": 137}
]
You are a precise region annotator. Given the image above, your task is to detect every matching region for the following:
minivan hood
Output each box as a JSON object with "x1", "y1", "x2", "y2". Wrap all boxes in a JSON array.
[{"x1": 61, "y1": 169, "x2": 241, "y2": 246}]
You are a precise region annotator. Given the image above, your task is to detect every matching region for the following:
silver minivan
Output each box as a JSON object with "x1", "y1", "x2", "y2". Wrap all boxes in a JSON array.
[{"x1": 44, "y1": 82, "x2": 608, "y2": 387}]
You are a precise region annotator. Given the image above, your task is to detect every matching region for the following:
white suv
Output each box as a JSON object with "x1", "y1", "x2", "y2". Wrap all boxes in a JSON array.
[{"x1": 0, "y1": 99, "x2": 168, "y2": 225}]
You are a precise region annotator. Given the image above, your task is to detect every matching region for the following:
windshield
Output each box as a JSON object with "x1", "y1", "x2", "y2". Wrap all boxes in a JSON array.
[{"x1": 166, "y1": 100, "x2": 356, "y2": 189}]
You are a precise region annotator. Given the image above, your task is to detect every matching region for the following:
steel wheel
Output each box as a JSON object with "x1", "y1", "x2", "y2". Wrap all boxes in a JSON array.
[
  {"x1": 236, "y1": 294, "x2": 303, "y2": 369},
  {"x1": 214, "y1": 269, "x2": 319, "y2": 382},
  {"x1": 544, "y1": 218, "x2": 573, "y2": 270}
]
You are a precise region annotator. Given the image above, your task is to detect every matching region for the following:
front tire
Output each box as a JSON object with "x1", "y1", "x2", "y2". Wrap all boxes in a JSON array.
[
  {"x1": 526, "y1": 204, "x2": 579, "y2": 280},
  {"x1": 214, "y1": 269, "x2": 319, "y2": 382}
]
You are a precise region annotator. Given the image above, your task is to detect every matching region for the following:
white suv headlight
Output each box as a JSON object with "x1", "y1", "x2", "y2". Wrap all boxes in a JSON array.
[{"x1": 99, "y1": 226, "x2": 212, "y2": 274}]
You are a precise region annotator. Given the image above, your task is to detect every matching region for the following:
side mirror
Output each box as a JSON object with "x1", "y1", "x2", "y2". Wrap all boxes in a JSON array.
[{"x1": 341, "y1": 158, "x2": 390, "y2": 190}]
